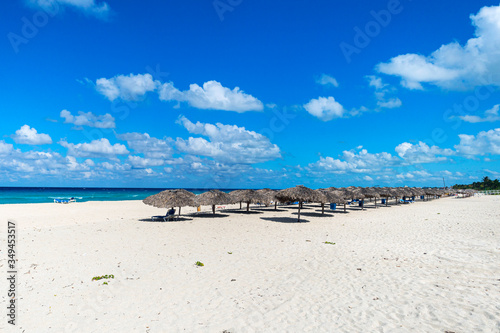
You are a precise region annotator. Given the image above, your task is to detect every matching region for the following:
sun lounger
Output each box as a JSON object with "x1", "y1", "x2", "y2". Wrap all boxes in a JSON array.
[
  {"x1": 399, "y1": 199, "x2": 414, "y2": 204},
  {"x1": 151, "y1": 208, "x2": 176, "y2": 222}
]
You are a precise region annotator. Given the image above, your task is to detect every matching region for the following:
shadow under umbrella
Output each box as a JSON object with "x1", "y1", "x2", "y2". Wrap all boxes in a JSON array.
[
  {"x1": 252, "y1": 207, "x2": 288, "y2": 212},
  {"x1": 281, "y1": 205, "x2": 313, "y2": 210},
  {"x1": 260, "y1": 217, "x2": 310, "y2": 223},
  {"x1": 223, "y1": 209, "x2": 263, "y2": 215},
  {"x1": 138, "y1": 217, "x2": 194, "y2": 222},
  {"x1": 189, "y1": 213, "x2": 230, "y2": 218},
  {"x1": 293, "y1": 211, "x2": 334, "y2": 218}
]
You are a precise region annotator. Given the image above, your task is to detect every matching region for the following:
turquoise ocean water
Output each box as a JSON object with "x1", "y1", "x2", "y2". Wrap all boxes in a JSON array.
[{"x1": 0, "y1": 187, "x2": 235, "y2": 204}]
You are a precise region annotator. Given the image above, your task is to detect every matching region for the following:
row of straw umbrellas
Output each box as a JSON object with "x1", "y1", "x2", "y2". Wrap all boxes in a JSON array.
[{"x1": 143, "y1": 186, "x2": 458, "y2": 222}]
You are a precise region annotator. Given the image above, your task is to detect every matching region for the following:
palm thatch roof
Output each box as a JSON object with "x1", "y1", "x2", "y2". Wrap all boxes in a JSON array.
[
  {"x1": 143, "y1": 189, "x2": 196, "y2": 209},
  {"x1": 256, "y1": 188, "x2": 277, "y2": 203},
  {"x1": 196, "y1": 190, "x2": 234, "y2": 206},
  {"x1": 275, "y1": 185, "x2": 324, "y2": 222},
  {"x1": 231, "y1": 189, "x2": 265, "y2": 204},
  {"x1": 340, "y1": 187, "x2": 366, "y2": 199},
  {"x1": 375, "y1": 187, "x2": 396, "y2": 197},
  {"x1": 316, "y1": 189, "x2": 344, "y2": 203},
  {"x1": 229, "y1": 189, "x2": 246, "y2": 202},
  {"x1": 360, "y1": 187, "x2": 380, "y2": 198},
  {"x1": 275, "y1": 185, "x2": 324, "y2": 203},
  {"x1": 230, "y1": 189, "x2": 267, "y2": 211}
]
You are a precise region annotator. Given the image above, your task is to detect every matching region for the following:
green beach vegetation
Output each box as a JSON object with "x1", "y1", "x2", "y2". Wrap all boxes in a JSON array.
[{"x1": 453, "y1": 176, "x2": 500, "y2": 191}]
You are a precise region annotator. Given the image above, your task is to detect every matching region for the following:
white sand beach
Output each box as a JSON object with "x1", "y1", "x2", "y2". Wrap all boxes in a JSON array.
[{"x1": 1, "y1": 195, "x2": 499, "y2": 332}]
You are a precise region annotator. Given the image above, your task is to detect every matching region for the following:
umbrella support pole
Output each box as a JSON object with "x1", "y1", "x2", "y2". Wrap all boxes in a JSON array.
[
  {"x1": 247, "y1": 202, "x2": 250, "y2": 212},
  {"x1": 321, "y1": 203, "x2": 324, "y2": 215},
  {"x1": 344, "y1": 203, "x2": 346, "y2": 213},
  {"x1": 212, "y1": 205, "x2": 215, "y2": 215},
  {"x1": 298, "y1": 202, "x2": 301, "y2": 222},
  {"x1": 275, "y1": 201, "x2": 277, "y2": 210},
  {"x1": 240, "y1": 202, "x2": 242, "y2": 209}
]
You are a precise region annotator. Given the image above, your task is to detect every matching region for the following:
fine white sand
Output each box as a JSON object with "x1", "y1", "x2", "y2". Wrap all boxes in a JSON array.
[{"x1": 0, "y1": 195, "x2": 499, "y2": 332}]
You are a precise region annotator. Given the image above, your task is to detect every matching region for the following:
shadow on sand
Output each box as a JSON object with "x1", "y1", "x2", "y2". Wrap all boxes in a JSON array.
[
  {"x1": 138, "y1": 216, "x2": 194, "y2": 222},
  {"x1": 223, "y1": 209, "x2": 263, "y2": 215},
  {"x1": 187, "y1": 213, "x2": 230, "y2": 218},
  {"x1": 260, "y1": 217, "x2": 310, "y2": 223},
  {"x1": 251, "y1": 208, "x2": 288, "y2": 212},
  {"x1": 291, "y1": 212, "x2": 334, "y2": 218}
]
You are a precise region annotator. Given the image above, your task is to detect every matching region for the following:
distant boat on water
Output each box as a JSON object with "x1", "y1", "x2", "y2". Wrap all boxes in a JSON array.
[{"x1": 54, "y1": 197, "x2": 76, "y2": 204}]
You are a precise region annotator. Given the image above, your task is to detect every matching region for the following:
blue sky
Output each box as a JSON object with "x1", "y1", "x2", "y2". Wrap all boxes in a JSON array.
[{"x1": 1, "y1": 0, "x2": 499, "y2": 188}]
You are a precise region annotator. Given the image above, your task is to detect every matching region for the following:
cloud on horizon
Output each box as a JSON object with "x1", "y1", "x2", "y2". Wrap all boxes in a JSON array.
[{"x1": 175, "y1": 116, "x2": 281, "y2": 164}]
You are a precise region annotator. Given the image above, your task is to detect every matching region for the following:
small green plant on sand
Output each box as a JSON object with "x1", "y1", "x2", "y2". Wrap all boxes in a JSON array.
[
  {"x1": 103, "y1": 282, "x2": 108, "y2": 285},
  {"x1": 228, "y1": 252, "x2": 232, "y2": 254},
  {"x1": 324, "y1": 241, "x2": 336, "y2": 245},
  {"x1": 92, "y1": 274, "x2": 115, "y2": 281},
  {"x1": 195, "y1": 261, "x2": 204, "y2": 267}
]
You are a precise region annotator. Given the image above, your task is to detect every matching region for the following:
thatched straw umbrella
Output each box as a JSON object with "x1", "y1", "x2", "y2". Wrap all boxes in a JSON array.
[
  {"x1": 229, "y1": 189, "x2": 246, "y2": 209},
  {"x1": 275, "y1": 185, "x2": 323, "y2": 222},
  {"x1": 375, "y1": 187, "x2": 395, "y2": 206},
  {"x1": 392, "y1": 187, "x2": 407, "y2": 204},
  {"x1": 316, "y1": 189, "x2": 344, "y2": 214},
  {"x1": 410, "y1": 187, "x2": 425, "y2": 200},
  {"x1": 256, "y1": 188, "x2": 278, "y2": 209},
  {"x1": 195, "y1": 190, "x2": 234, "y2": 215},
  {"x1": 360, "y1": 187, "x2": 380, "y2": 208},
  {"x1": 143, "y1": 189, "x2": 196, "y2": 216},
  {"x1": 340, "y1": 187, "x2": 366, "y2": 210},
  {"x1": 330, "y1": 189, "x2": 349, "y2": 212},
  {"x1": 232, "y1": 189, "x2": 266, "y2": 212}
]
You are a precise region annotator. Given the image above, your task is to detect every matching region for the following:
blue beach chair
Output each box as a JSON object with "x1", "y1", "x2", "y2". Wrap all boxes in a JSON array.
[{"x1": 152, "y1": 208, "x2": 176, "y2": 222}]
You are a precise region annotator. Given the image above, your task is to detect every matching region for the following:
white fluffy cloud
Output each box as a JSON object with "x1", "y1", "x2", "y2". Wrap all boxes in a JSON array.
[
  {"x1": 159, "y1": 80, "x2": 264, "y2": 112},
  {"x1": 454, "y1": 128, "x2": 500, "y2": 156},
  {"x1": 395, "y1": 141, "x2": 454, "y2": 164},
  {"x1": 12, "y1": 125, "x2": 52, "y2": 145},
  {"x1": 96, "y1": 73, "x2": 158, "y2": 101},
  {"x1": 308, "y1": 148, "x2": 399, "y2": 174},
  {"x1": 303, "y1": 96, "x2": 345, "y2": 121},
  {"x1": 127, "y1": 156, "x2": 164, "y2": 168},
  {"x1": 315, "y1": 74, "x2": 339, "y2": 87},
  {"x1": 458, "y1": 104, "x2": 500, "y2": 123},
  {"x1": 377, "y1": 97, "x2": 402, "y2": 109},
  {"x1": 175, "y1": 116, "x2": 281, "y2": 164},
  {"x1": 59, "y1": 138, "x2": 129, "y2": 158},
  {"x1": 377, "y1": 4, "x2": 500, "y2": 89},
  {"x1": 366, "y1": 75, "x2": 402, "y2": 109},
  {"x1": 116, "y1": 132, "x2": 173, "y2": 159},
  {"x1": 95, "y1": 73, "x2": 264, "y2": 112},
  {"x1": 27, "y1": 0, "x2": 110, "y2": 18},
  {"x1": 0, "y1": 141, "x2": 13, "y2": 154},
  {"x1": 60, "y1": 110, "x2": 115, "y2": 128}
]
